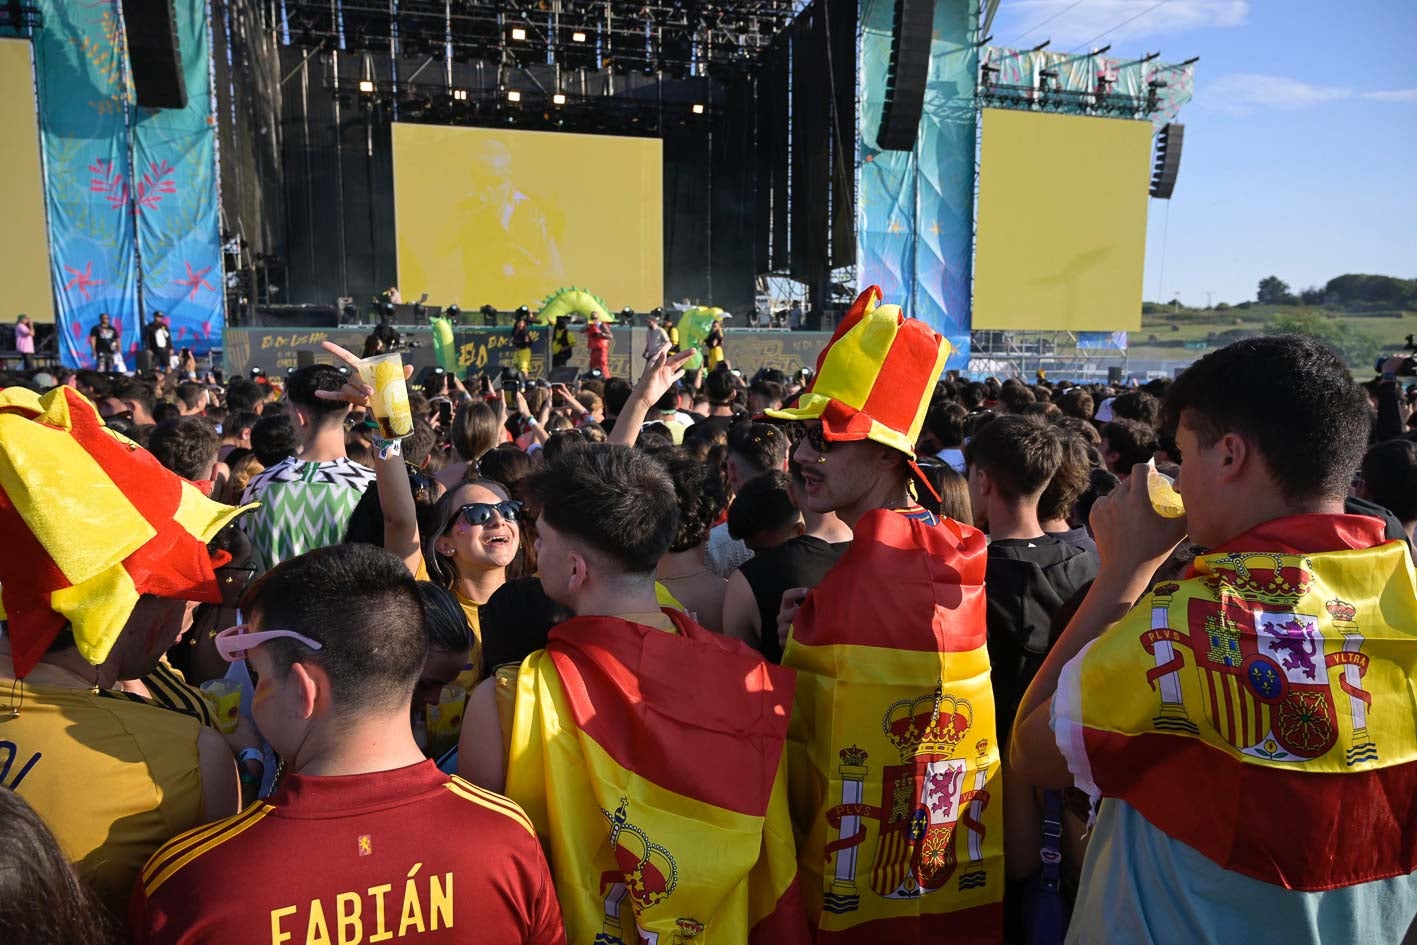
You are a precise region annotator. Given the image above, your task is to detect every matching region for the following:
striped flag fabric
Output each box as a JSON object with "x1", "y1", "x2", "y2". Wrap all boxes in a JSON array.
[{"x1": 504, "y1": 609, "x2": 808, "y2": 944}]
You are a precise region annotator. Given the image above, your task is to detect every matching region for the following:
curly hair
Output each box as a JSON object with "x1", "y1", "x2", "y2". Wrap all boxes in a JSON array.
[{"x1": 657, "y1": 449, "x2": 724, "y2": 552}]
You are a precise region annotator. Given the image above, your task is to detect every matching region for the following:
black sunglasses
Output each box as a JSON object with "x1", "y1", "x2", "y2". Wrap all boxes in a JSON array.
[
  {"x1": 455, "y1": 500, "x2": 522, "y2": 528},
  {"x1": 805, "y1": 422, "x2": 833, "y2": 454}
]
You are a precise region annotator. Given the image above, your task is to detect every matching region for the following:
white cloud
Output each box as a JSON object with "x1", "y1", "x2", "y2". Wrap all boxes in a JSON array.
[
  {"x1": 995, "y1": 0, "x2": 1248, "y2": 49},
  {"x1": 1197, "y1": 74, "x2": 1417, "y2": 114}
]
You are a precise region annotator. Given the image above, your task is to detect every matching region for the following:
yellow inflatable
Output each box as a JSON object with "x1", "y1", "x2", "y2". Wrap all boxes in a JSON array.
[{"x1": 538, "y1": 287, "x2": 613, "y2": 325}]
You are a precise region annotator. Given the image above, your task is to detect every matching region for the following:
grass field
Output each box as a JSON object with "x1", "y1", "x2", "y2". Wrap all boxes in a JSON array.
[{"x1": 1125, "y1": 305, "x2": 1417, "y2": 363}]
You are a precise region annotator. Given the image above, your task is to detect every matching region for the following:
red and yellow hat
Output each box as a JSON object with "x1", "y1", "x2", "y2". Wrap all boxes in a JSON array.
[
  {"x1": 0, "y1": 387, "x2": 255, "y2": 677},
  {"x1": 767, "y1": 286, "x2": 950, "y2": 458}
]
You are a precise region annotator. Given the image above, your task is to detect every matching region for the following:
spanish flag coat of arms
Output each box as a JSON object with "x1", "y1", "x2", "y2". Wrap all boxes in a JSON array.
[
  {"x1": 1054, "y1": 515, "x2": 1417, "y2": 889},
  {"x1": 505, "y1": 610, "x2": 809, "y2": 944}
]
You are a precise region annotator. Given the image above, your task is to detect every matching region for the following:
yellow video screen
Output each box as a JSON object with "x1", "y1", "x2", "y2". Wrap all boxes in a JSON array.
[
  {"x1": 973, "y1": 109, "x2": 1151, "y2": 331},
  {"x1": 0, "y1": 37, "x2": 55, "y2": 322},
  {"x1": 392, "y1": 124, "x2": 663, "y2": 312}
]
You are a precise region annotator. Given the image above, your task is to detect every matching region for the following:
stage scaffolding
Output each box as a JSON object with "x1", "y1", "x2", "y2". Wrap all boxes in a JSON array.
[{"x1": 968, "y1": 329, "x2": 1128, "y2": 381}]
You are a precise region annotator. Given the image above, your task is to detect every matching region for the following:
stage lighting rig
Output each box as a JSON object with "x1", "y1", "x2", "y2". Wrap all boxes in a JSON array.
[
  {"x1": 511, "y1": 26, "x2": 527, "y2": 41},
  {"x1": 553, "y1": 92, "x2": 567, "y2": 105},
  {"x1": 506, "y1": 89, "x2": 522, "y2": 103},
  {"x1": 692, "y1": 103, "x2": 705, "y2": 114},
  {"x1": 358, "y1": 79, "x2": 376, "y2": 94},
  {"x1": 481, "y1": 304, "x2": 499, "y2": 327},
  {"x1": 572, "y1": 30, "x2": 587, "y2": 43},
  {"x1": 452, "y1": 88, "x2": 468, "y2": 101}
]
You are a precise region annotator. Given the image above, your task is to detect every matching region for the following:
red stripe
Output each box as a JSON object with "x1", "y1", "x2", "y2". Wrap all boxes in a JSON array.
[
  {"x1": 1082, "y1": 729, "x2": 1417, "y2": 890},
  {"x1": 792, "y1": 508, "x2": 988, "y2": 653},
  {"x1": 857, "y1": 318, "x2": 940, "y2": 437},
  {"x1": 1220, "y1": 673, "x2": 1237, "y2": 746},
  {"x1": 548, "y1": 610, "x2": 795, "y2": 817},
  {"x1": 1236, "y1": 675, "x2": 1248, "y2": 746},
  {"x1": 1204, "y1": 670, "x2": 1220, "y2": 734},
  {"x1": 749, "y1": 875, "x2": 811, "y2": 945},
  {"x1": 814, "y1": 901, "x2": 1002, "y2": 945}
]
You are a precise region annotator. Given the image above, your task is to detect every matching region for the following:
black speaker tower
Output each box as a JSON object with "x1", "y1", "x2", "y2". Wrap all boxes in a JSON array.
[
  {"x1": 1150, "y1": 123, "x2": 1184, "y2": 199},
  {"x1": 875, "y1": 0, "x2": 934, "y2": 151},
  {"x1": 122, "y1": 0, "x2": 187, "y2": 109}
]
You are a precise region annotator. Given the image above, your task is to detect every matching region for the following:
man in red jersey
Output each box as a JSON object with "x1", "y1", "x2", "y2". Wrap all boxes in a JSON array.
[{"x1": 130, "y1": 544, "x2": 564, "y2": 945}]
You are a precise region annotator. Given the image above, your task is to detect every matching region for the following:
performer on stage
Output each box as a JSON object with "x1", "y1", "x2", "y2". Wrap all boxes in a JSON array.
[
  {"x1": 512, "y1": 312, "x2": 533, "y2": 375},
  {"x1": 704, "y1": 319, "x2": 725, "y2": 371},
  {"x1": 585, "y1": 311, "x2": 611, "y2": 376},
  {"x1": 551, "y1": 316, "x2": 575, "y2": 368},
  {"x1": 767, "y1": 287, "x2": 1003, "y2": 943}
]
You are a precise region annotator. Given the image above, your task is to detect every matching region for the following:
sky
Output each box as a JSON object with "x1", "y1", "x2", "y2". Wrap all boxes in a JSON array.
[{"x1": 986, "y1": 0, "x2": 1417, "y2": 306}]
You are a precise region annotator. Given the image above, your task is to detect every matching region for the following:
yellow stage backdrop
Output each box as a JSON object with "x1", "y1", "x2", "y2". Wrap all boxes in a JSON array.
[
  {"x1": 392, "y1": 124, "x2": 663, "y2": 311},
  {"x1": 972, "y1": 109, "x2": 1151, "y2": 331},
  {"x1": 0, "y1": 37, "x2": 55, "y2": 323}
]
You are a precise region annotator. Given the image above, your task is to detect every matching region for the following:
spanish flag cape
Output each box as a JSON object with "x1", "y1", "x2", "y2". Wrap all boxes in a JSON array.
[
  {"x1": 1054, "y1": 514, "x2": 1417, "y2": 889},
  {"x1": 504, "y1": 608, "x2": 809, "y2": 944},
  {"x1": 783, "y1": 507, "x2": 1003, "y2": 944}
]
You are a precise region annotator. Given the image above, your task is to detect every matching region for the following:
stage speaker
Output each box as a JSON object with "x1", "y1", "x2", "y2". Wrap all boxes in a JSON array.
[
  {"x1": 1107, "y1": 366, "x2": 1124, "y2": 384},
  {"x1": 876, "y1": 0, "x2": 935, "y2": 151},
  {"x1": 548, "y1": 366, "x2": 581, "y2": 386},
  {"x1": 122, "y1": 0, "x2": 188, "y2": 109},
  {"x1": 1150, "y1": 123, "x2": 1184, "y2": 199},
  {"x1": 134, "y1": 350, "x2": 153, "y2": 372},
  {"x1": 296, "y1": 350, "x2": 315, "y2": 369}
]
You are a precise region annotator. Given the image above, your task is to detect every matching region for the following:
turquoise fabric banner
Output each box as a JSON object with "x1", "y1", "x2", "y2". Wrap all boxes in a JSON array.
[
  {"x1": 133, "y1": 0, "x2": 224, "y2": 358},
  {"x1": 857, "y1": 0, "x2": 978, "y2": 368},
  {"x1": 33, "y1": 1, "x2": 140, "y2": 368}
]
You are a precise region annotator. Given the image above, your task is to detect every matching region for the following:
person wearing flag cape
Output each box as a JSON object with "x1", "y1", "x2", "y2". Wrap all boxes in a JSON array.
[
  {"x1": 766, "y1": 286, "x2": 1005, "y2": 943},
  {"x1": 1012, "y1": 335, "x2": 1417, "y2": 943}
]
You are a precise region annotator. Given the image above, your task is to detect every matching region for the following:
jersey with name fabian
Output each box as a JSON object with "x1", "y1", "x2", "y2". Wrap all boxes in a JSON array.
[{"x1": 131, "y1": 760, "x2": 565, "y2": 945}]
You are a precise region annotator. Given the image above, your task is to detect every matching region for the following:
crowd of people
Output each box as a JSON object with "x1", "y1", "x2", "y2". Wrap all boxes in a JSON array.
[{"x1": 2, "y1": 286, "x2": 1417, "y2": 945}]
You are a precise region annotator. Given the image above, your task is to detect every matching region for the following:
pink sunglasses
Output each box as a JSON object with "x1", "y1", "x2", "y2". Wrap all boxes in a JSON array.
[{"x1": 214, "y1": 625, "x2": 324, "y2": 663}]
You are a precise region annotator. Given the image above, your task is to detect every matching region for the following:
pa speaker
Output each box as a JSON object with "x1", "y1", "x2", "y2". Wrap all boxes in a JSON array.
[
  {"x1": 1150, "y1": 123, "x2": 1184, "y2": 199},
  {"x1": 876, "y1": 0, "x2": 934, "y2": 151},
  {"x1": 122, "y1": 0, "x2": 187, "y2": 109},
  {"x1": 1107, "y1": 366, "x2": 1124, "y2": 385},
  {"x1": 134, "y1": 350, "x2": 154, "y2": 372}
]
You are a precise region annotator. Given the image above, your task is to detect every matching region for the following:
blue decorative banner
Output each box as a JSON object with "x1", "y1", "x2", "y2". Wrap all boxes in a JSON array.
[
  {"x1": 133, "y1": 0, "x2": 224, "y2": 357},
  {"x1": 34, "y1": 0, "x2": 140, "y2": 369}
]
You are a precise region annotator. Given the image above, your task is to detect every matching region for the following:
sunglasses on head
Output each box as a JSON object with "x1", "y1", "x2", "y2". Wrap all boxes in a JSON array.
[
  {"x1": 455, "y1": 500, "x2": 522, "y2": 528},
  {"x1": 214, "y1": 625, "x2": 323, "y2": 663}
]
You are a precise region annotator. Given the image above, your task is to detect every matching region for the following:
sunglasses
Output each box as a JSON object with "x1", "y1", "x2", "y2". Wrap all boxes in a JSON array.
[
  {"x1": 456, "y1": 500, "x2": 522, "y2": 528},
  {"x1": 214, "y1": 625, "x2": 324, "y2": 663},
  {"x1": 805, "y1": 422, "x2": 833, "y2": 454}
]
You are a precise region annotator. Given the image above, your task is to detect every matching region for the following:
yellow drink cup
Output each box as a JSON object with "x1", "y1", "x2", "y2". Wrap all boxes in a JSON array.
[
  {"x1": 199, "y1": 679, "x2": 243, "y2": 734},
  {"x1": 356, "y1": 352, "x2": 414, "y2": 438},
  {"x1": 425, "y1": 684, "x2": 468, "y2": 758},
  {"x1": 1146, "y1": 465, "x2": 1186, "y2": 519}
]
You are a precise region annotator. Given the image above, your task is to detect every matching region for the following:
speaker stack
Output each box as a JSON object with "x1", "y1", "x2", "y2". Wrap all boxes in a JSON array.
[
  {"x1": 875, "y1": 0, "x2": 935, "y2": 151},
  {"x1": 121, "y1": 0, "x2": 187, "y2": 109},
  {"x1": 1150, "y1": 123, "x2": 1184, "y2": 199}
]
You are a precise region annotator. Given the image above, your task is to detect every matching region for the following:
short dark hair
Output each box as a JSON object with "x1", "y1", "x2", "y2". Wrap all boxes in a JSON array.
[
  {"x1": 174, "y1": 381, "x2": 205, "y2": 412},
  {"x1": 1055, "y1": 388, "x2": 1094, "y2": 421},
  {"x1": 114, "y1": 377, "x2": 156, "y2": 414},
  {"x1": 405, "y1": 417, "x2": 437, "y2": 468},
  {"x1": 284, "y1": 364, "x2": 349, "y2": 424},
  {"x1": 251, "y1": 414, "x2": 299, "y2": 466},
  {"x1": 927, "y1": 402, "x2": 967, "y2": 449},
  {"x1": 147, "y1": 417, "x2": 221, "y2": 481},
  {"x1": 964, "y1": 414, "x2": 1062, "y2": 500},
  {"x1": 241, "y1": 544, "x2": 427, "y2": 713},
  {"x1": 1038, "y1": 432, "x2": 1092, "y2": 522},
  {"x1": 998, "y1": 381, "x2": 1036, "y2": 413},
  {"x1": 727, "y1": 470, "x2": 797, "y2": 541},
  {"x1": 415, "y1": 582, "x2": 472, "y2": 654},
  {"x1": 1101, "y1": 418, "x2": 1159, "y2": 471},
  {"x1": 228, "y1": 410, "x2": 260, "y2": 438},
  {"x1": 1111, "y1": 391, "x2": 1159, "y2": 428},
  {"x1": 226, "y1": 377, "x2": 264, "y2": 413},
  {"x1": 659, "y1": 449, "x2": 725, "y2": 552},
  {"x1": 602, "y1": 377, "x2": 634, "y2": 417},
  {"x1": 525, "y1": 444, "x2": 678, "y2": 574},
  {"x1": 705, "y1": 369, "x2": 737, "y2": 406},
  {"x1": 151, "y1": 401, "x2": 182, "y2": 425},
  {"x1": 727, "y1": 421, "x2": 789, "y2": 479},
  {"x1": 749, "y1": 379, "x2": 786, "y2": 404},
  {"x1": 1162, "y1": 335, "x2": 1371, "y2": 502},
  {"x1": 1361, "y1": 439, "x2": 1417, "y2": 523}
]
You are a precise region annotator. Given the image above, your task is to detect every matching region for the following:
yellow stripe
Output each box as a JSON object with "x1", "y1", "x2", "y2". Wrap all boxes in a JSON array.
[
  {"x1": 813, "y1": 308, "x2": 901, "y2": 412},
  {"x1": 145, "y1": 804, "x2": 273, "y2": 896},
  {"x1": 141, "y1": 803, "x2": 267, "y2": 886},
  {"x1": 448, "y1": 773, "x2": 527, "y2": 815},
  {"x1": 445, "y1": 782, "x2": 535, "y2": 836}
]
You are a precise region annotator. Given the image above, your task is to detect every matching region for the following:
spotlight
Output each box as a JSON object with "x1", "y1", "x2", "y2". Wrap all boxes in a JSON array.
[
  {"x1": 445, "y1": 304, "x2": 462, "y2": 320},
  {"x1": 452, "y1": 88, "x2": 468, "y2": 101},
  {"x1": 692, "y1": 103, "x2": 705, "y2": 114},
  {"x1": 620, "y1": 306, "x2": 635, "y2": 321},
  {"x1": 511, "y1": 27, "x2": 527, "y2": 41},
  {"x1": 507, "y1": 89, "x2": 521, "y2": 103},
  {"x1": 480, "y1": 304, "x2": 498, "y2": 327},
  {"x1": 552, "y1": 92, "x2": 567, "y2": 105},
  {"x1": 358, "y1": 79, "x2": 375, "y2": 94},
  {"x1": 516, "y1": 305, "x2": 531, "y2": 318},
  {"x1": 572, "y1": 30, "x2": 587, "y2": 42}
]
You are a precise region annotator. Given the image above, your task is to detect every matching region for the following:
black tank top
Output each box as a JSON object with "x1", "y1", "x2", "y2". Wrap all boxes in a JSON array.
[{"x1": 738, "y1": 535, "x2": 850, "y2": 663}]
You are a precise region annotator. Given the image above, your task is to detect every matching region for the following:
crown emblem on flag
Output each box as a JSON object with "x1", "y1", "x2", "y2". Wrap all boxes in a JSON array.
[
  {"x1": 839, "y1": 745, "x2": 869, "y2": 767},
  {"x1": 1325, "y1": 598, "x2": 1357, "y2": 622},
  {"x1": 603, "y1": 798, "x2": 679, "y2": 910},
  {"x1": 1204, "y1": 551, "x2": 1313, "y2": 607},
  {"x1": 882, "y1": 682, "x2": 972, "y2": 762}
]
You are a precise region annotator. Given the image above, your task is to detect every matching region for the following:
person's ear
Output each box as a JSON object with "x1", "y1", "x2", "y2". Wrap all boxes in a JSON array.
[
  {"x1": 289, "y1": 662, "x2": 325, "y2": 720},
  {"x1": 1215, "y1": 432, "x2": 1249, "y2": 483},
  {"x1": 567, "y1": 549, "x2": 590, "y2": 593}
]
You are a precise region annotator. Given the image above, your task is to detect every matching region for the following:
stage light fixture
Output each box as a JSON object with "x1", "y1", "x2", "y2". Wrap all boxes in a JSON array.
[
  {"x1": 358, "y1": 79, "x2": 375, "y2": 94},
  {"x1": 511, "y1": 27, "x2": 527, "y2": 40},
  {"x1": 452, "y1": 88, "x2": 468, "y2": 101},
  {"x1": 572, "y1": 30, "x2": 587, "y2": 42},
  {"x1": 507, "y1": 89, "x2": 521, "y2": 103},
  {"x1": 552, "y1": 92, "x2": 567, "y2": 105},
  {"x1": 692, "y1": 103, "x2": 705, "y2": 114}
]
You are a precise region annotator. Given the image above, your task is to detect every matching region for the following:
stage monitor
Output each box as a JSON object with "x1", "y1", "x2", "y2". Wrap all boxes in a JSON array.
[
  {"x1": 0, "y1": 37, "x2": 55, "y2": 322},
  {"x1": 973, "y1": 109, "x2": 1151, "y2": 332},
  {"x1": 392, "y1": 124, "x2": 663, "y2": 312}
]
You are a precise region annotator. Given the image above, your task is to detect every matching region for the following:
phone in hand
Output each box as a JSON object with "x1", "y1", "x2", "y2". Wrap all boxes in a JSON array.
[{"x1": 437, "y1": 399, "x2": 453, "y2": 427}]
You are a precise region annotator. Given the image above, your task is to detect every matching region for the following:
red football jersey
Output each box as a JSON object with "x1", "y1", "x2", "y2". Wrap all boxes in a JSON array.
[{"x1": 130, "y1": 761, "x2": 564, "y2": 945}]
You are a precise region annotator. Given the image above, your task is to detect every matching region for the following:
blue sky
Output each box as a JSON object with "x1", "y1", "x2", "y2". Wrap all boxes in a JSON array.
[{"x1": 986, "y1": 0, "x2": 1417, "y2": 306}]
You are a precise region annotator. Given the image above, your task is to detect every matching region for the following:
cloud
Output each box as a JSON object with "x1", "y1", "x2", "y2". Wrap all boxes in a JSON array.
[
  {"x1": 1199, "y1": 74, "x2": 1417, "y2": 114},
  {"x1": 994, "y1": 0, "x2": 1248, "y2": 49}
]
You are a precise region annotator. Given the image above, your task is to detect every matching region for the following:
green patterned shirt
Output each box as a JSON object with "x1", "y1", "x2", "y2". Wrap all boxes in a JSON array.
[{"x1": 240, "y1": 456, "x2": 376, "y2": 567}]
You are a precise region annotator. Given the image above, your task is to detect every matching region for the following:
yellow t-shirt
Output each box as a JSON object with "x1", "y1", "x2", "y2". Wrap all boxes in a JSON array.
[
  {"x1": 455, "y1": 591, "x2": 484, "y2": 690},
  {"x1": 0, "y1": 666, "x2": 205, "y2": 917}
]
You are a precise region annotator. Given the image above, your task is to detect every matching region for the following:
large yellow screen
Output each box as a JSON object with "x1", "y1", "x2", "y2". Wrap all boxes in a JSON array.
[
  {"x1": 392, "y1": 124, "x2": 663, "y2": 311},
  {"x1": 973, "y1": 109, "x2": 1151, "y2": 331},
  {"x1": 0, "y1": 37, "x2": 55, "y2": 323}
]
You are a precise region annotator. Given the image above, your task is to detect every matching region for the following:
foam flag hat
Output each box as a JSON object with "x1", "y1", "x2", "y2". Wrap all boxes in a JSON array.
[
  {"x1": 766, "y1": 285, "x2": 950, "y2": 459},
  {"x1": 0, "y1": 386, "x2": 255, "y2": 677}
]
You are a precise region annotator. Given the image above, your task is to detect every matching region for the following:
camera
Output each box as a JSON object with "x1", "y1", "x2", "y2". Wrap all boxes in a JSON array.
[{"x1": 1375, "y1": 335, "x2": 1417, "y2": 376}]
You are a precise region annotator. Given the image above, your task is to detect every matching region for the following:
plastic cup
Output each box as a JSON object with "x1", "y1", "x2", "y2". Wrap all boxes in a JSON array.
[
  {"x1": 425, "y1": 683, "x2": 468, "y2": 758},
  {"x1": 355, "y1": 352, "x2": 413, "y2": 438},
  {"x1": 199, "y1": 679, "x2": 243, "y2": 734},
  {"x1": 1146, "y1": 465, "x2": 1186, "y2": 519}
]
